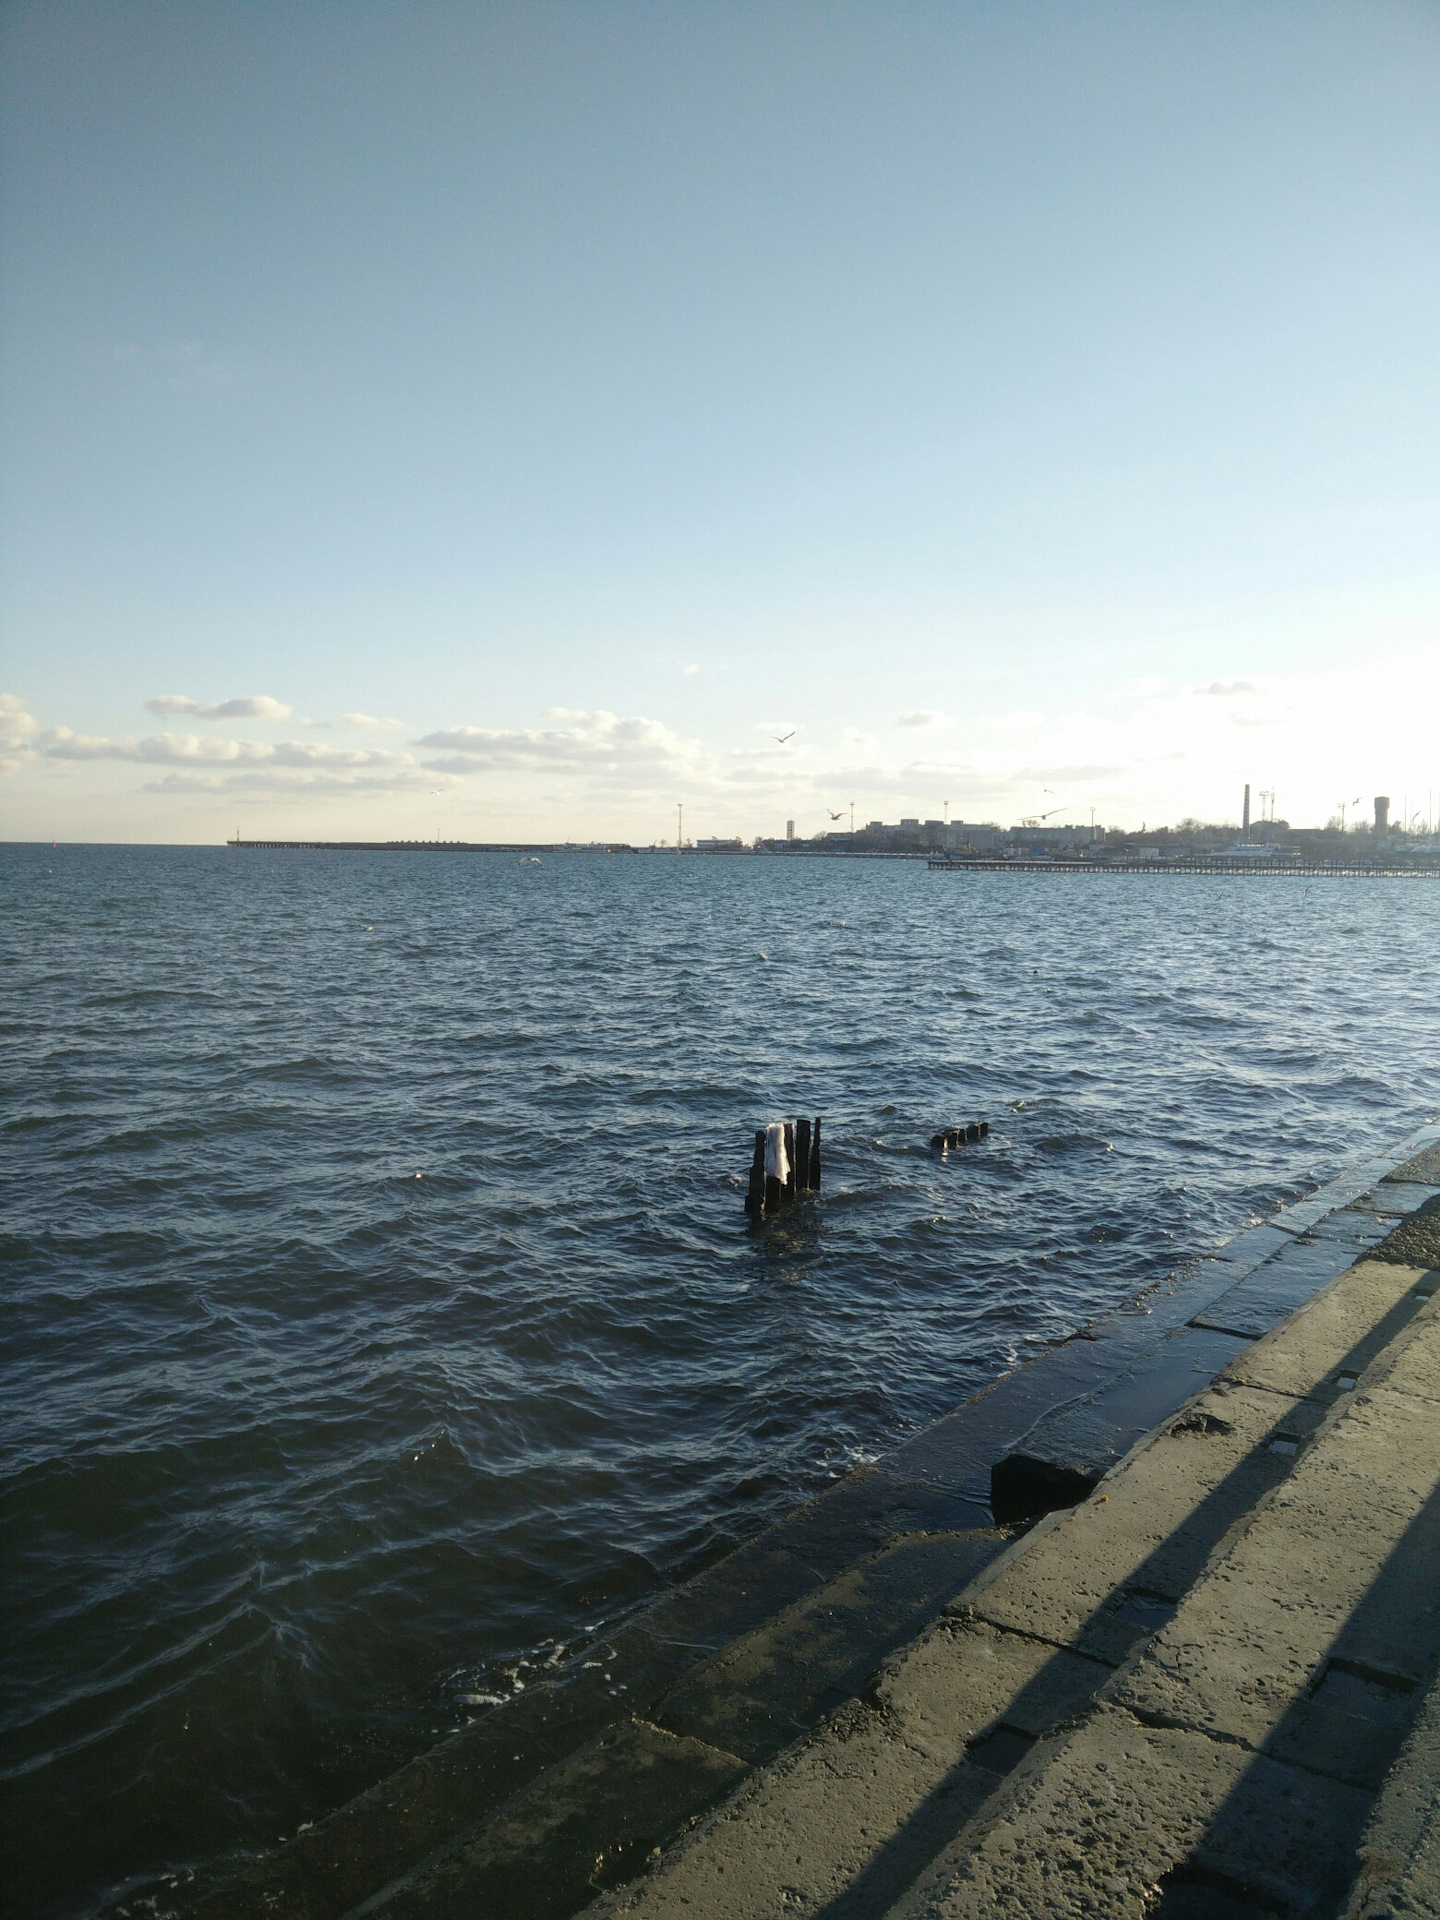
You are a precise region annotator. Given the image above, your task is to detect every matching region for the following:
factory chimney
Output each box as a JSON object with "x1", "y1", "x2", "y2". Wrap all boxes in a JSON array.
[
  {"x1": 1374, "y1": 796, "x2": 1390, "y2": 835},
  {"x1": 1242, "y1": 784, "x2": 1250, "y2": 839}
]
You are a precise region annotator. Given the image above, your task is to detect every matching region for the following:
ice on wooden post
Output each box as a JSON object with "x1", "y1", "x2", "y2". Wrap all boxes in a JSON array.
[
  {"x1": 763, "y1": 1121, "x2": 787, "y2": 1212},
  {"x1": 764, "y1": 1122, "x2": 789, "y2": 1182}
]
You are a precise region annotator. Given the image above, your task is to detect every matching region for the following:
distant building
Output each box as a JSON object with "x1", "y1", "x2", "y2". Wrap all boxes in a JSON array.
[
  {"x1": 1375, "y1": 796, "x2": 1390, "y2": 834},
  {"x1": 696, "y1": 837, "x2": 743, "y2": 851},
  {"x1": 944, "y1": 823, "x2": 1002, "y2": 851},
  {"x1": 786, "y1": 819, "x2": 795, "y2": 842},
  {"x1": 854, "y1": 817, "x2": 1003, "y2": 852},
  {"x1": 1010, "y1": 824, "x2": 1088, "y2": 848}
]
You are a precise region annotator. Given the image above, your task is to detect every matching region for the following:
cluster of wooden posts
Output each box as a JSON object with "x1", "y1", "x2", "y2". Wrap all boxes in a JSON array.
[
  {"x1": 931, "y1": 1121, "x2": 989, "y2": 1151},
  {"x1": 745, "y1": 1116, "x2": 822, "y2": 1218}
]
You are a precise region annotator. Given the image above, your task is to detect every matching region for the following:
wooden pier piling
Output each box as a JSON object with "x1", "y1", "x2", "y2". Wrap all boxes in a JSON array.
[{"x1": 745, "y1": 1115, "x2": 822, "y2": 1219}]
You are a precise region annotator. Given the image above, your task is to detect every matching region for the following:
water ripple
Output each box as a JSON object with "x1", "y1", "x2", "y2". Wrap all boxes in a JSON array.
[{"x1": 0, "y1": 845, "x2": 1437, "y2": 1917}]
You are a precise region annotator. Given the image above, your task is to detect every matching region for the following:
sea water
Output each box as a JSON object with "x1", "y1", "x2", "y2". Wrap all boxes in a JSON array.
[{"x1": 3, "y1": 844, "x2": 1437, "y2": 1917}]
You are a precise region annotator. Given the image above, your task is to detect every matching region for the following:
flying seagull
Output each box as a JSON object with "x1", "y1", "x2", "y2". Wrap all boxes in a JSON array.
[
  {"x1": 774, "y1": 730, "x2": 795, "y2": 744},
  {"x1": 828, "y1": 809, "x2": 844, "y2": 820}
]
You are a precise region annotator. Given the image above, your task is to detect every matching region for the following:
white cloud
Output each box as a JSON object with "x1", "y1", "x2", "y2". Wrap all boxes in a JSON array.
[
  {"x1": 143, "y1": 768, "x2": 447, "y2": 796},
  {"x1": 681, "y1": 663, "x2": 701, "y2": 677},
  {"x1": 145, "y1": 694, "x2": 292, "y2": 720},
  {"x1": 342, "y1": 712, "x2": 408, "y2": 731},
  {"x1": 1, "y1": 693, "x2": 40, "y2": 745},
  {"x1": 0, "y1": 693, "x2": 41, "y2": 770},
  {"x1": 1202, "y1": 679, "x2": 1262, "y2": 698},
  {"x1": 37, "y1": 727, "x2": 413, "y2": 772},
  {"x1": 896, "y1": 709, "x2": 953, "y2": 729},
  {"x1": 417, "y1": 709, "x2": 704, "y2": 787},
  {"x1": 4, "y1": 695, "x2": 439, "y2": 801}
]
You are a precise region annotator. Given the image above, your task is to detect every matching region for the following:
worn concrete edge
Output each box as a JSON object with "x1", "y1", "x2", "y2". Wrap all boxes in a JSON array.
[
  {"x1": 154, "y1": 1118, "x2": 1440, "y2": 1920},
  {"x1": 581, "y1": 1197, "x2": 1440, "y2": 1920},
  {"x1": 989, "y1": 1120, "x2": 1440, "y2": 1505}
]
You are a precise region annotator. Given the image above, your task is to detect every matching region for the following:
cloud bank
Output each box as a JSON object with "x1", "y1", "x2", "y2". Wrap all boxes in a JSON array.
[
  {"x1": 145, "y1": 694, "x2": 292, "y2": 720},
  {"x1": 6, "y1": 640, "x2": 1438, "y2": 837}
]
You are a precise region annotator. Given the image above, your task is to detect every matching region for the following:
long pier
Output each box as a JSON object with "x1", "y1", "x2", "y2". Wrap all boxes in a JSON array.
[
  {"x1": 226, "y1": 838, "x2": 618, "y2": 853},
  {"x1": 929, "y1": 854, "x2": 1440, "y2": 876}
]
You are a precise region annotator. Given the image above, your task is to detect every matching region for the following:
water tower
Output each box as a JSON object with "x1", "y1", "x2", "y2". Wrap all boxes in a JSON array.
[{"x1": 1374, "y1": 796, "x2": 1390, "y2": 834}]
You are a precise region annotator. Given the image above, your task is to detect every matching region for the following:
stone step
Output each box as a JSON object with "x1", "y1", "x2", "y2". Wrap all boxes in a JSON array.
[
  {"x1": 1342, "y1": 1663, "x2": 1440, "y2": 1918},
  {"x1": 990, "y1": 1204, "x2": 1405, "y2": 1521},
  {"x1": 576, "y1": 1243, "x2": 1439, "y2": 1920},
  {"x1": 882, "y1": 1260, "x2": 1440, "y2": 1919},
  {"x1": 340, "y1": 1529, "x2": 1008, "y2": 1920}
]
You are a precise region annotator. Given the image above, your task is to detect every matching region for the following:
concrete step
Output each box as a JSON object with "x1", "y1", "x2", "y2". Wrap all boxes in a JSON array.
[
  {"x1": 987, "y1": 1136, "x2": 1440, "y2": 1525},
  {"x1": 990, "y1": 1207, "x2": 1397, "y2": 1521},
  {"x1": 576, "y1": 1242, "x2": 1440, "y2": 1920},
  {"x1": 883, "y1": 1259, "x2": 1440, "y2": 1919},
  {"x1": 1342, "y1": 1664, "x2": 1440, "y2": 1918},
  {"x1": 345, "y1": 1530, "x2": 1007, "y2": 1920}
]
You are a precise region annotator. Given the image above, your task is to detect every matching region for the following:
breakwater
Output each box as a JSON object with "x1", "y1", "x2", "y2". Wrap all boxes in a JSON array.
[{"x1": 929, "y1": 854, "x2": 1440, "y2": 876}]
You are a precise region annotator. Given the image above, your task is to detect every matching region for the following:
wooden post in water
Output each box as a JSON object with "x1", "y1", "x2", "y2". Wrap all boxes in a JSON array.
[
  {"x1": 747, "y1": 1115, "x2": 823, "y2": 1218},
  {"x1": 745, "y1": 1129, "x2": 765, "y2": 1216}
]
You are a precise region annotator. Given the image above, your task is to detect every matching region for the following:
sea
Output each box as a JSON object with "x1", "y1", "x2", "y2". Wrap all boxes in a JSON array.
[{"x1": 3, "y1": 842, "x2": 1437, "y2": 1919}]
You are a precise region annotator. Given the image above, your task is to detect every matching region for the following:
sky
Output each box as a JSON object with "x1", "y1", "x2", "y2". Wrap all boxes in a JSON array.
[{"x1": 2, "y1": 0, "x2": 1437, "y2": 844}]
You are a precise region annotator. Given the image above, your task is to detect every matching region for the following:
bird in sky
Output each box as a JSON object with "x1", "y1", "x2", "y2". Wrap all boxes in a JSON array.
[
  {"x1": 774, "y1": 730, "x2": 795, "y2": 744},
  {"x1": 828, "y1": 809, "x2": 844, "y2": 820}
]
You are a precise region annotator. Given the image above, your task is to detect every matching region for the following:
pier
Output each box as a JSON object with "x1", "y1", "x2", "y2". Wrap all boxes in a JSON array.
[
  {"x1": 163, "y1": 1121, "x2": 1440, "y2": 1920},
  {"x1": 225, "y1": 838, "x2": 618, "y2": 853},
  {"x1": 928, "y1": 854, "x2": 1440, "y2": 877}
]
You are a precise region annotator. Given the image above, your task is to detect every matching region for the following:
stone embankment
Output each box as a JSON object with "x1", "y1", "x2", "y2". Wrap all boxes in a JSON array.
[{"x1": 170, "y1": 1125, "x2": 1440, "y2": 1920}]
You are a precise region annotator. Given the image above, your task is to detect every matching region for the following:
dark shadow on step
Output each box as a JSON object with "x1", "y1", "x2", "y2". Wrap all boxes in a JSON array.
[
  {"x1": 1148, "y1": 1474, "x2": 1440, "y2": 1920},
  {"x1": 807, "y1": 1293, "x2": 1438, "y2": 1920}
]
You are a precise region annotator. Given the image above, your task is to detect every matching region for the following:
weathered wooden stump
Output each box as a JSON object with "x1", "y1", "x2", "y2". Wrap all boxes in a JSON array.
[{"x1": 744, "y1": 1115, "x2": 822, "y2": 1218}]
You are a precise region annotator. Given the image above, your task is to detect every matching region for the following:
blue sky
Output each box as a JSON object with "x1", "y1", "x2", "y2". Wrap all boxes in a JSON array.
[{"x1": 2, "y1": 0, "x2": 1437, "y2": 841}]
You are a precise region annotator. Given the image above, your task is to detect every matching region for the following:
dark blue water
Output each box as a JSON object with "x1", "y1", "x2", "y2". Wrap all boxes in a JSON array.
[{"x1": 3, "y1": 845, "x2": 1437, "y2": 1918}]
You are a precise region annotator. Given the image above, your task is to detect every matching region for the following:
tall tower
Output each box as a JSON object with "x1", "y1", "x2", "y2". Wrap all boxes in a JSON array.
[
  {"x1": 1374, "y1": 796, "x2": 1390, "y2": 835},
  {"x1": 1242, "y1": 784, "x2": 1251, "y2": 838}
]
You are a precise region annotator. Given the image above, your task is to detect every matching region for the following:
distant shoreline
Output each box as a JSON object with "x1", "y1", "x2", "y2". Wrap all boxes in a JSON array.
[{"x1": 218, "y1": 838, "x2": 1440, "y2": 875}]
